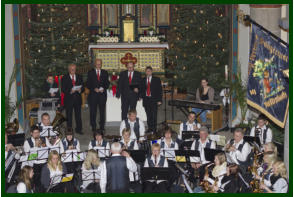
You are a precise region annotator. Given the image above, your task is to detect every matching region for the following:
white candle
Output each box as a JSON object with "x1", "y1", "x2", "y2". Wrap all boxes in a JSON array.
[{"x1": 225, "y1": 65, "x2": 228, "y2": 81}]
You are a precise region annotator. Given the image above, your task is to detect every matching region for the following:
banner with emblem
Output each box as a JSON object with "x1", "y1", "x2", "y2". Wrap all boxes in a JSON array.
[{"x1": 247, "y1": 24, "x2": 289, "y2": 128}]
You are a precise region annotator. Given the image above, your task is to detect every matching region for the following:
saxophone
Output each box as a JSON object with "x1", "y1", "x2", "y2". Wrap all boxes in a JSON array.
[
  {"x1": 249, "y1": 147, "x2": 264, "y2": 193},
  {"x1": 200, "y1": 163, "x2": 214, "y2": 193}
]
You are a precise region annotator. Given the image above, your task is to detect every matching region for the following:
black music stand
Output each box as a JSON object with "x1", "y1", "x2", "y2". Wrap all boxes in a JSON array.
[
  {"x1": 7, "y1": 133, "x2": 25, "y2": 147},
  {"x1": 61, "y1": 150, "x2": 85, "y2": 163},
  {"x1": 141, "y1": 167, "x2": 170, "y2": 182},
  {"x1": 93, "y1": 147, "x2": 110, "y2": 159},
  {"x1": 175, "y1": 150, "x2": 200, "y2": 163},
  {"x1": 179, "y1": 141, "x2": 194, "y2": 150},
  {"x1": 81, "y1": 170, "x2": 100, "y2": 192},
  {"x1": 47, "y1": 173, "x2": 73, "y2": 192},
  {"x1": 204, "y1": 148, "x2": 225, "y2": 162},
  {"x1": 182, "y1": 131, "x2": 200, "y2": 141},
  {"x1": 40, "y1": 127, "x2": 59, "y2": 137},
  {"x1": 130, "y1": 150, "x2": 147, "y2": 163},
  {"x1": 243, "y1": 136, "x2": 261, "y2": 147}
]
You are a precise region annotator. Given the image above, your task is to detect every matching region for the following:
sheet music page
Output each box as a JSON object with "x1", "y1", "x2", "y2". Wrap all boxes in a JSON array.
[
  {"x1": 40, "y1": 126, "x2": 53, "y2": 137},
  {"x1": 94, "y1": 146, "x2": 109, "y2": 158},
  {"x1": 37, "y1": 147, "x2": 50, "y2": 160},
  {"x1": 72, "y1": 85, "x2": 82, "y2": 91},
  {"x1": 49, "y1": 145, "x2": 60, "y2": 154},
  {"x1": 82, "y1": 169, "x2": 101, "y2": 181},
  {"x1": 162, "y1": 148, "x2": 176, "y2": 158},
  {"x1": 48, "y1": 88, "x2": 59, "y2": 94}
]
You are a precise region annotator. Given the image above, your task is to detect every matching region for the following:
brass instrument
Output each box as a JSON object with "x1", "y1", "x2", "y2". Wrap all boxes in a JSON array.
[
  {"x1": 200, "y1": 163, "x2": 214, "y2": 193},
  {"x1": 52, "y1": 111, "x2": 67, "y2": 136},
  {"x1": 35, "y1": 137, "x2": 46, "y2": 147},
  {"x1": 248, "y1": 146, "x2": 264, "y2": 193},
  {"x1": 5, "y1": 118, "x2": 19, "y2": 135}
]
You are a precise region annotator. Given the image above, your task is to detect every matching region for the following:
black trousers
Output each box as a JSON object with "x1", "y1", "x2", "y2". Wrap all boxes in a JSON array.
[
  {"x1": 143, "y1": 98, "x2": 158, "y2": 132},
  {"x1": 89, "y1": 93, "x2": 106, "y2": 130},
  {"x1": 144, "y1": 181, "x2": 168, "y2": 193},
  {"x1": 121, "y1": 95, "x2": 138, "y2": 120},
  {"x1": 33, "y1": 163, "x2": 45, "y2": 192},
  {"x1": 66, "y1": 102, "x2": 82, "y2": 132},
  {"x1": 130, "y1": 181, "x2": 142, "y2": 193}
]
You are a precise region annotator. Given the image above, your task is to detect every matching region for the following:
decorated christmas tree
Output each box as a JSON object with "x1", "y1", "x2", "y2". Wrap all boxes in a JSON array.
[
  {"x1": 24, "y1": 4, "x2": 89, "y2": 98},
  {"x1": 167, "y1": 4, "x2": 230, "y2": 92}
]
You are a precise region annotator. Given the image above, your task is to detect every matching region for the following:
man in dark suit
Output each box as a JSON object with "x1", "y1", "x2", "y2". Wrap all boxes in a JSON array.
[
  {"x1": 116, "y1": 62, "x2": 142, "y2": 120},
  {"x1": 86, "y1": 59, "x2": 110, "y2": 132},
  {"x1": 61, "y1": 64, "x2": 84, "y2": 135},
  {"x1": 140, "y1": 66, "x2": 162, "y2": 133}
]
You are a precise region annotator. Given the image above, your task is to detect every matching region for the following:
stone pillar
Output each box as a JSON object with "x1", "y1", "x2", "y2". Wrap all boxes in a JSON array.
[{"x1": 250, "y1": 4, "x2": 282, "y2": 37}]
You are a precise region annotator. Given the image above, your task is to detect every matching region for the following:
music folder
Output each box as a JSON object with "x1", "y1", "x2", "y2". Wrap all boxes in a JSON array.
[
  {"x1": 175, "y1": 150, "x2": 200, "y2": 162},
  {"x1": 182, "y1": 131, "x2": 200, "y2": 141},
  {"x1": 7, "y1": 133, "x2": 25, "y2": 147},
  {"x1": 141, "y1": 167, "x2": 170, "y2": 181},
  {"x1": 243, "y1": 136, "x2": 261, "y2": 147},
  {"x1": 129, "y1": 150, "x2": 147, "y2": 163},
  {"x1": 204, "y1": 148, "x2": 225, "y2": 162}
]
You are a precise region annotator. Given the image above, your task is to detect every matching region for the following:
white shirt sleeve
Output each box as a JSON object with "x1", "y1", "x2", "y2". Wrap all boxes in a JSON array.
[
  {"x1": 175, "y1": 142, "x2": 179, "y2": 150},
  {"x1": 126, "y1": 157, "x2": 137, "y2": 173},
  {"x1": 163, "y1": 158, "x2": 169, "y2": 167},
  {"x1": 76, "y1": 140, "x2": 81, "y2": 152},
  {"x1": 134, "y1": 141, "x2": 139, "y2": 150},
  {"x1": 273, "y1": 178, "x2": 288, "y2": 193},
  {"x1": 139, "y1": 120, "x2": 145, "y2": 140},
  {"x1": 266, "y1": 128, "x2": 273, "y2": 143},
  {"x1": 88, "y1": 141, "x2": 93, "y2": 150},
  {"x1": 120, "y1": 121, "x2": 126, "y2": 137},
  {"x1": 250, "y1": 127, "x2": 255, "y2": 137},
  {"x1": 144, "y1": 158, "x2": 149, "y2": 167},
  {"x1": 23, "y1": 140, "x2": 31, "y2": 154},
  {"x1": 106, "y1": 142, "x2": 110, "y2": 157},
  {"x1": 234, "y1": 142, "x2": 251, "y2": 162},
  {"x1": 190, "y1": 140, "x2": 196, "y2": 150},
  {"x1": 178, "y1": 123, "x2": 184, "y2": 140},
  {"x1": 211, "y1": 141, "x2": 216, "y2": 149},
  {"x1": 100, "y1": 161, "x2": 107, "y2": 193},
  {"x1": 16, "y1": 182, "x2": 27, "y2": 193}
]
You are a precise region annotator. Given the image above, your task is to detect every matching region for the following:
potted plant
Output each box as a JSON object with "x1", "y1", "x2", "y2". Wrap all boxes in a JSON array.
[
  {"x1": 104, "y1": 27, "x2": 110, "y2": 36},
  {"x1": 148, "y1": 26, "x2": 155, "y2": 36}
]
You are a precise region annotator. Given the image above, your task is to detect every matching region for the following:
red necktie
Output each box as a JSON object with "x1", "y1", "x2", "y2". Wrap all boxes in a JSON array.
[
  {"x1": 97, "y1": 70, "x2": 100, "y2": 81},
  {"x1": 147, "y1": 77, "x2": 151, "y2": 96},
  {"x1": 71, "y1": 75, "x2": 75, "y2": 86},
  {"x1": 129, "y1": 72, "x2": 132, "y2": 84}
]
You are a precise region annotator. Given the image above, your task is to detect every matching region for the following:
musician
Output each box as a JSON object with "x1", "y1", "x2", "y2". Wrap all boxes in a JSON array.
[
  {"x1": 263, "y1": 142, "x2": 278, "y2": 156},
  {"x1": 37, "y1": 112, "x2": 51, "y2": 132},
  {"x1": 61, "y1": 63, "x2": 84, "y2": 135},
  {"x1": 140, "y1": 66, "x2": 162, "y2": 133},
  {"x1": 16, "y1": 166, "x2": 34, "y2": 193},
  {"x1": 81, "y1": 149, "x2": 102, "y2": 193},
  {"x1": 62, "y1": 128, "x2": 81, "y2": 152},
  {"x1": 260, "y1": 161, "x2": 288, "y2": 193},
  {"x1": 255, "y1": 152, "x2": 277, "y2": 186},
  {"x1": 194, "y1": 152, "x2": 227, "y2": 193},
  {"x1": 192, "y1": 78, "x2": 215, "y2": 123},
  {"x1": 86, "y1": 58, "x2": 110, "y2": 132},
  {"x1": 47, "y1": 133, "x2": 64, "y2": 154},
  {"x1": 213, "y1": 164, "x2": 241, "y2": 193},
  {"x1": 250, "y1": 115, "x2": 272, "y2": 145},
  {"x1": 224, "y1": 128, "x2": 252, "y2": 171},
  {"x1": 143, "y1": 143, "x2": 169, "y2": 193},
  {"x1": 120, "y1": 128, "x2": 139, "y2": 150},
  {"x1": 41, "y1": 150, "x2": 67, "y2": 192},
  {"x1": 43, "y1": 74, "x2": 60, "y2": 99},
  {"x1": 119, "y1": 110, "x2": 145, "y2": 141},
  {"x1": 100, "y1": 142, "x2": 137, "y2": 193},
  {"x1": 157, "y1": 127, "x2": 179, "y2": 159},
  {"x1": 116, "y1": 61, "x2": 142, "y2": 120},
  {"x1": 178, "y1": 112, "x2": 201, "y2": 140},
  {"x1": 88, "y1": 130, "x2": 110, "y2": 158},
  {"x1": 190, "y1": 126, "x2": 216, "y2": 165}
]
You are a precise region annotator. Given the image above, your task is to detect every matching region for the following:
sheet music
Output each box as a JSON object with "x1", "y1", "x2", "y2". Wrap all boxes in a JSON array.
[
  {"x1": 48, "y1": 88, "x2": 59, "y2": 94},
  {"x1": 49, "y1": 145, "x2": 61, "y2": 154},
  {"x1": 93, "y1": 146, "x2": 109, "y2": 158},
  {"x1": 37, "y1": 147, "x2": 50, "y2": 160},
  {"x1": 61, "y1": 173, "x2": 74, "y2": 182},
  {"x1": 82, "y1": 169, "x2": 101, "y2": 181},
  {"x1": 40, "y1": 126, "x2": 58, "y2": 137},
  {"x1": 72, "y1": 85, "x2": 82, "y2": 91},
  {"x1": 161, "y1": 148, "x2": 176, "y2": 158},
  {"x1": 61, "y1": 150, "x2": 85, "y2": 163}
]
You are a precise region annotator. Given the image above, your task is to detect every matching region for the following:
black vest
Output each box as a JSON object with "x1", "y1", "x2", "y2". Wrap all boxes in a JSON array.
[
  {"x1": 160, "y1": 139, "x2": 175, "y2": 149},
  {"x1": 91, "y1": 140, "x2": 107, "y2": 148},
  {"x1": 147, "y1": 155, "x2": 165, "y2": 167},
  {"x1": 229, "y1": 139, "x2": 253, "y2": 167},
  {"x1": 106, "y1": 156, "x2": 129, "y2": 193},
  {"x1": 124, "y1": 118, "x2": 140, "y2": 140},
  {"x1": 194, "y1": 139, "x2": 213, "y2": 150},
  {"x1": 62, "y1": 138, "x2": 78, "y2": 150},
  {"x1": 27, "y1": 137, "x2": 46, "y2": 148},
  {"x1": 120, "y1": 140, "x2": 136, "y2": 150},
  {"x1": 183, "y1": 121, "x2": 198, "y2": 131},
  {"x1": 254, "y1": 126, "x2": 268, "y2": 144}
]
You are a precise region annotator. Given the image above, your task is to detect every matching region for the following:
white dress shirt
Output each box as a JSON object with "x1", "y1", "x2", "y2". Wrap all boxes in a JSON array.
[
  {"x1": 88, "y1": 140, "x2": 110, "y2": 158},
  {"x1": 100, "y1": 154, "x2": 137, "y2": 193},
  {"x1": 23, "y1": 137, "x2": 50, "y2": 165},
  {"x1": 156, "y1": 138, "x2": 178, "y2": 161},
  {"x1": 128, "y1": 71, "x2": 134, "y2": 79},
  {"x1": 271, "y1": 178, "x2": 288, "y2": 193},
  {"x1": 250, "y1": 125, "x2": 272, "y2": 144},
  {"x1": 120, "y1": 119, "x2": 145, "y2": 140},
  {"x1": 190, "y1": 138, "x2": 216, "y2": 164},
  {"x1": 62, "y1": 138, "x2": 81, "y2": 152},
  {"x1": 120, "y1": 139, "x2": 139, "y2": 150},
  {"x1": 70, "y1": 74, "x2": 76, "y2": 81},
  {"x1": 16, "y1": 182, "x2": 32, "y2": 193},
  {"x1": 225, "y1": 139, "x2": 252, "y2": 165},
  {"x1": 96, "y1": 69, "x2": 104, "y2": 91},
  {"x1": 178, "y1": 121, "x2": 201, "y2": 140},
  {"x1": 144, "y1": 155, "x2": 169, "y2": 184},
  {"x1": 81, "y1": 162, "x2": 102, "y2": 190}
]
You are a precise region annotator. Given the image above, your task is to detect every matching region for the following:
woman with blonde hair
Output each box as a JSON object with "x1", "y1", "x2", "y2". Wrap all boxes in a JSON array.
[
  {"x1": 81, "y1": 149, "x2": 102, "y2": 193},
  {"x1": 16, "y1": 166, "x2": 34, "y2": 193},
  {"x1": 261, "y1": 161, "x2": 288, "y2": 193},
  {"x1": 41, "y1": 150, "x2": 67, "y2": 192},
  {"x1": 263, "y1": 142, "x2": 278, "y2": 156}
]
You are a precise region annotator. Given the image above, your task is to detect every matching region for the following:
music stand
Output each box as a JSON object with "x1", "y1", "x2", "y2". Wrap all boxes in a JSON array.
[
  {"x1": 204, "y1": 148, "x2": 225, "y2": 162},
  {"x1": 243, "y1": 136, "x2": 261, "y2": 147},
  {"x1": 179, "y1": 141, "x2": 194, "y2": 150},
  {"x1": 175, "y1": 150, "x2": 200, "y2": 163},
  {"x1": 182, "y1": 131, "x2": 200, "y2": 141},
  {"x1": 7, "y1": 133, "x2": 25, "y2": 147},
  {"x1": 61, "y1": 150, "x2": 85, "y2": 163},
  {"x1": 40, "y1": 126, "x2": 59, "y2": 137},
  {"x1": 161, "y1": 149, "x2": 176, "y2": 160},
  {"x1": 47, "y1": 173, "x2": 74, "y2": 192},
  {"x1": 93, "y1": 147, "x2": 110, "y2": 159},
  {"x1": 129, "y1": 150, "x2": 147, "y2": 163},
  {"x1": 141, "y1": 167, "x2": 170, "y2": 182}
]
